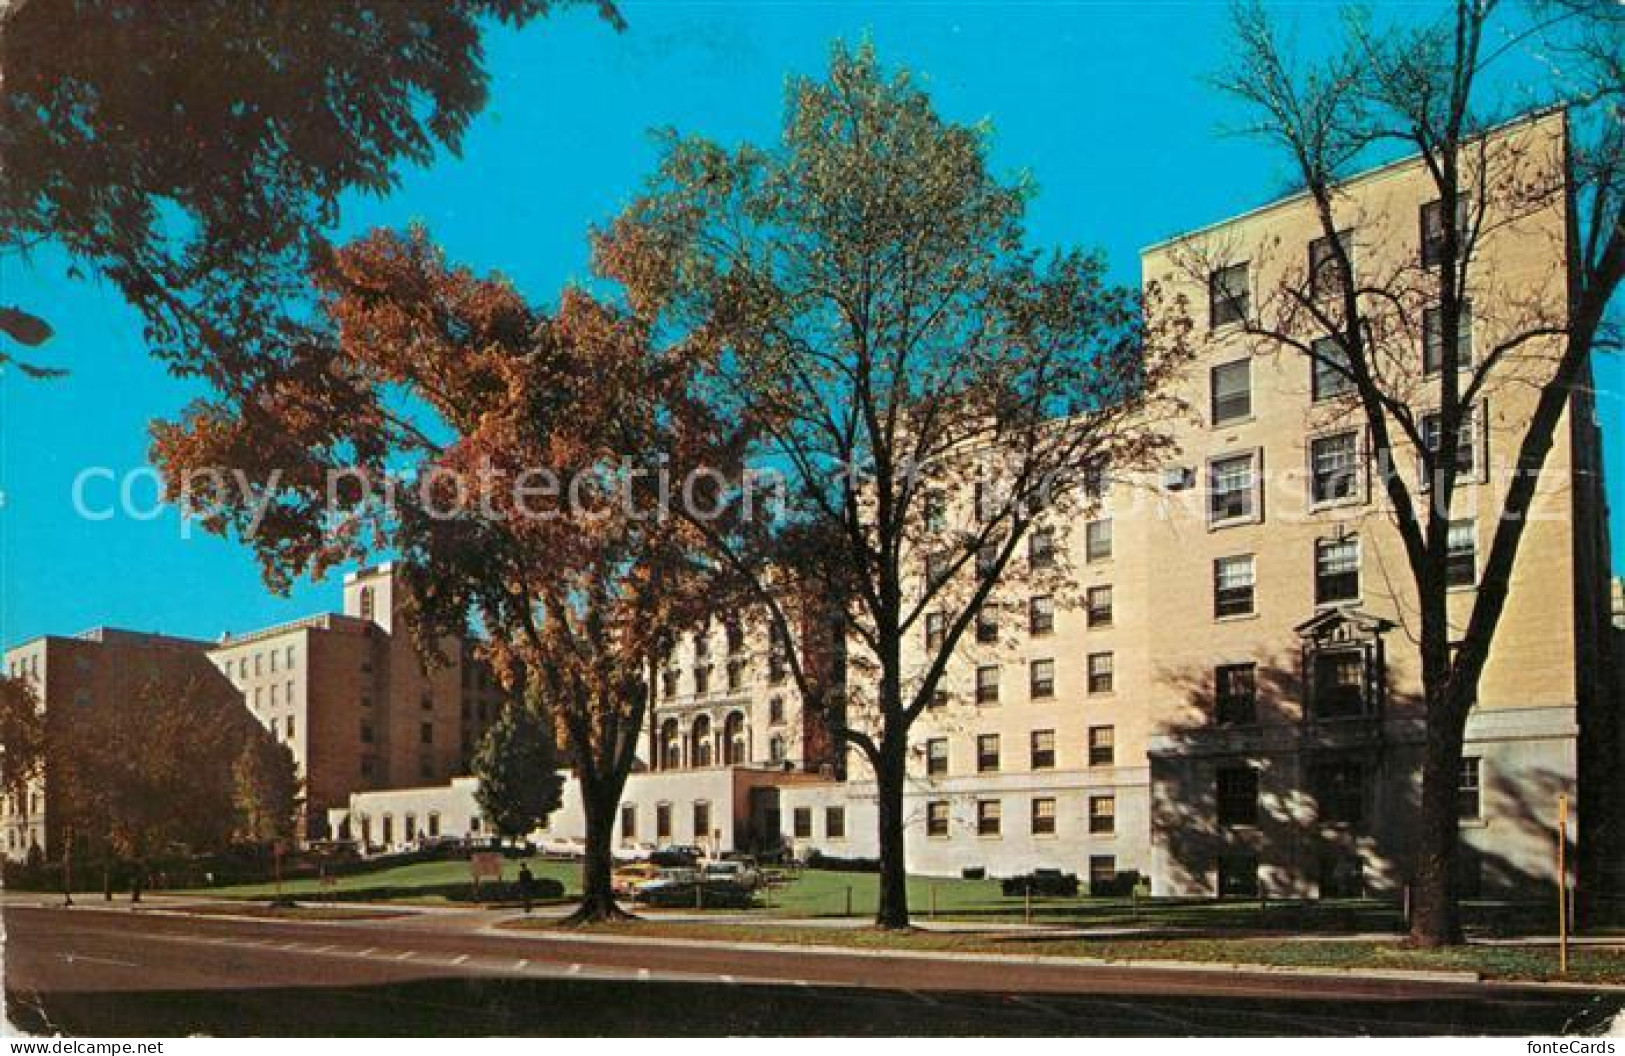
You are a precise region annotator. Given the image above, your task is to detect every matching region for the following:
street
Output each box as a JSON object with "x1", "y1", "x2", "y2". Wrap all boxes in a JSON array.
[{"x1": 3, "y1": 902, "x2": 1620, "y2": 1036}]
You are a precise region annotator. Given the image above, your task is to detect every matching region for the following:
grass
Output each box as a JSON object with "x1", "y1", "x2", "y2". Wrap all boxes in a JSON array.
[
  {"x1": 195, "y1": 858, "x2": 582, "y2": 905},
  {"x1": 507, "y1": 917, "x2": 1625, "y2": 985}
]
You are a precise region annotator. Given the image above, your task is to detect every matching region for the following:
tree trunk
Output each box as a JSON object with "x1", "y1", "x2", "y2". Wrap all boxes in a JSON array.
[
  {"x1": 563, "y1": 775, "x2": 634, "y2": 925},
  {"x1": 130, "y1": 860, "x2": 144, "y2": 905},
  {"x1": 873, "y1": 741, "x2": 911, "y2": 930},
  {"x1": 1410, "y1": 718, "x2": 1465, "y2": 947}
]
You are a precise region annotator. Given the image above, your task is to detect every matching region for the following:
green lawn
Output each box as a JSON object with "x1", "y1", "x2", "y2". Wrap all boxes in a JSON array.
[{"x1": 198, "y1": 858, "x2": 582, "y2": 904}]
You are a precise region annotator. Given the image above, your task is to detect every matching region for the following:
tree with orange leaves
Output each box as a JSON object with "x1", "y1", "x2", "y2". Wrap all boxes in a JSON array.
[{"x1": 154, "y1": 226, "x2": 745, "y2": 922}]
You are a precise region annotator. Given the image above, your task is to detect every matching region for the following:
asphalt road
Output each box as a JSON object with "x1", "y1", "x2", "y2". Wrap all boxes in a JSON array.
[{"x1": 3, "y1": 902, "x2": 1620, "y2": 1036}]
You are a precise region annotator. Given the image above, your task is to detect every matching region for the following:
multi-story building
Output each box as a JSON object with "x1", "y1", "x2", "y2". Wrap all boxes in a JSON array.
[
  {"x1": 206, "y1": 563, "x2": 508, "y2": 839},
  {"x1": 1, "y1": 628, "x2": 239, "y2": 862}
]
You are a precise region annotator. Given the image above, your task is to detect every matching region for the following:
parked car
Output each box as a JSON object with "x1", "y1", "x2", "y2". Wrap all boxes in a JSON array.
[
  {"x1": 701, "y1": 859, "x2": 762, "y2": 890},
  {"x1": 649, "y1": 844, "x2": 702, "y2": 867},
  {"x1": 612, "y1": 841, "x2": 657, "y2": 863},
  {"x1": 611, "y1": 862, "x2": 662, "y2": 897},
  {"x1": 537, "y1": 835, "x2": 586, "y2": 860},
  {"x1": 633, "y1": 875, "x2": 756, "y2": 910}
]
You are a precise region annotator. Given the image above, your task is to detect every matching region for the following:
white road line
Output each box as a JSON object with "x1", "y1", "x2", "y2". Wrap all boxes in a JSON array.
[
  {"x1": 795, "y1": 979, "x2": 810, "y2": 988},
  {"x1": 396, "y1": 950, "x2": 414, "y2": 961},
  {"x1": 357, "y1": 948, "x2": 376, "y2": 957},
  {"x1": 568, "y1": 963, "x2": 582, "y2": 975},
  {"x1": 638, "y1": 968, "x2": 651, "y2": 982},
  {"x1": 312, "y1": 945, "x2": 335, "y2": 954},
  {"x1": 451, "y1": 954, "x2": 470, "y2": 966},
  {"x1": 514, "y1": 959, "x2": 530, "y2": 970},
  {"x1": 720, "y1": 974, "x2": 736, "y2": 984},
  {"x1": 59, "y1": 953, "x2": 138, "y2": 968}
]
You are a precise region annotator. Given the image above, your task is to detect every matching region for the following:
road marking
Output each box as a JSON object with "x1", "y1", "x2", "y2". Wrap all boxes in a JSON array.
[
  {"x1": 312, "y1": 945, "x2": 335, "y2": 954},
  {"x1": 905, "y1": 990, "x2": 940, "y2": 1006},
  {"x1": 568, "y1": 963, "x2": 582, "y2": 975},
  {"x1": 357, "y1": 948, "x2": 376, "y2": 957},
  {"x1": 638, "y1": 968, "x2": 651, "y2": 982},
  {"x1": 720, "y1": 974, "x2": 736, "y2": 984},
  {"x1": 514, "y1": 959, "x2": 530, "y2": 970},
  {"x1": 281, "y1": 942, "x2": 303, "y2": 951},
  {"x1": 59, "y1": 953, "x2": 138, "y2": 968},
  {"x1": 794, "y1": 979, "x2": 809, "y2": 988},
  {"x1": 396, "y1": 950, "x2": 414, "y2": 961},
  {"x1": 451, "y1": 954, "x2": 469, "y2": 966}
]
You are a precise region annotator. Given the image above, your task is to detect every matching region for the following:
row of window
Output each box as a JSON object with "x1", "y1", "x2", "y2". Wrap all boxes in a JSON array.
[
  {"x1": 926, "y1": 586, "x2": 1115, "y2": 650},
  {"x1": 620, "y1": 800, "x2": 714, "y2": 843},
  {"x1": 790, "y1": 806, "x2": 847, "y2": 841},
  {"x1": 356, "y1": 809, "x2": 471, "y2": 847},
  {"x1": 925, "y1": 727, "x2": 1116, "y2": 776},
  {"x1": 925, "y1": 795, "x2": 1117, "y2": 838},
  {"x1": 959, "y1": 652, "x2": 1116, "y2": 706},
  {"x1": 250, "y1": 680, "x2": 297, "y2": 711},
  {"x1": 663, "y1": 654, "x2": 790, "y2": 699},
  {"x1": 1212, "y1": 756, "x2": 1483, "y2": 828},
  {"x1": 222, "y1": 644, "x2": 298, "y2": 681}
]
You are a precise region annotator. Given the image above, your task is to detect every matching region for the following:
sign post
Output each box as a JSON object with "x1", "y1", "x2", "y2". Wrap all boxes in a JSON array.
[
  {"x1": 470, "y1": 852, "x2": 503, "y2": 900},
  {"x1": 1558, "y1": 795, "x2": 1570, "y2": 975}
]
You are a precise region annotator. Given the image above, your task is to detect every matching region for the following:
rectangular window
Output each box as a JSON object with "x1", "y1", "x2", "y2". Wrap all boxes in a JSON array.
[
  {"x1": 1216, "y1": 663, "x2": 1257, "y2": 725},
  {"x1": 1086, "y1": 585, "x2": 1114, "y2": 627},
  {"x1": 925, "y1": 612, "x2": 945, "y2": 650},
  {"x1": 1031, "y1": 729, "x2": 1056, "y2": 770},
  {"x1": 1031, "y1": 797, "x2": 1057, "y2": 836},
  {"x1": 924, "y1": 552, "x2": 951, "y2": 590},
  {"x1": 1089, "y1": 855, "x2": 1118, "y2": 895},
  {"x1": 1089, "y1": 725, "x2": 1115, "y2": 767},
  {"x1": 826, "y1": 806, "x2": 846, "y2": 840},
  {"x1": 924, "y1": 490, "x2": 947, "y2": 533},
  {"x1": 1312, "y1": 650, "x2": 1369, "y2": 719},
  {"x1": 926, "y1": 737, "x2": 949, "y2": 776},
  {"x1": 419, "y1": 721, "x2": 433, "y2": 745},
  {"x1": 1423, "y1": 302, "x2": 1474, "y2": 374},
  {"x1": 287, "y1": 714, "x2": 296, "y2": 739},
  {"x1": 1422, "y1": 407, "x2": 1480, "y2": 479},
  {"x1": 793, "y1": 807, "x2": 812, "y2": 840},
  {"x1": 1028, "y1": 528, "x2": 1055, "y2": 569},
  {"x1": 693, "y1": 800, "x2": 712, "y2": 841},
  {"x1": 1420, "y1": 196, "x2": 1470, "y2": 269},
  {"x1": 1209, "y1": 453, "x2": 1257, "y2": 523},
  {"x1": 656, "y1": 802, "x2": 672, "y2": 841},
  {"x1": 1310, "y1": 432, "x2": 1360, "y2": 505},
  {"x1": 1311, "y1": 336, "x2": 1354, "y2": 400},
  {"x1": 1085, "y1": 518, "x2": 1114, "y2": 561},
  {"x1": 360, "y1": 720, "x2": 374, "y2": 744},
  {"x1": 1029, "y1": 658, "x2": 1056, "y2": 699},
  {"x1": 1209, "y1": 262, "x2": 1250, "y2": 328},
  {"x1": 621, "y1": 804, "x2": 637, "y2": 840},
  {"x1": 1214, "y1": 555, "x2": 1256, "y2": 618},
  {"x1": 1029, "y1": 595, "x2": 1055, "y2": 635},
  {"x1": 977, "y1": 799, "x2": 1002, "y2": 837},
  {"x1": 1217, "y1": 766, "x2": 1259, "y2": 827},
  {"x1": 1459, "y1": 756, "x2": 1482, "y2": 820},
  {"x1": 693, "y1": 665, "x2": 711, "y2": 695},
  {"x1": 1312, "y1": 762, "x2": 1365, "y2": 825},
  {"x1": 976, "y1": 542, "x2": 1000, "y2": 581},
  {"x1": 975, "y1": 607, "x2": 999, "y2": 644},
  {"x1": 1087, "y1": 652, "x2": 1114, "y2": 694},
  {"x1": 1309, "y1": 229, "x2": 1353, "y2": 299},
  {"x1": 727, "y1": 660, "x2": 745, "y2": 692},
  {"x1": 1447, "y1": 519, "x2": 1478, "y2": 588},
  {"x1": 927, "y1": 800, "x2": 950, "y2": 838},
  {"x1": 976, "y1": 665, "x2": 1000, "y2": 705},
  {"x1": 976, "y1": 734, "x2": 1001, "y2": 773},
  {"x1": 1089, "y1": 795, "x2": 1117, "y2": 835},
  {"x1": 1315, "y1": 538, "x2": 1361, "y2": 605},
  {"x1": 1210, "y1": 358, "x2": 1253, "y2": 424},
  {"x1": 662, "y1": 669, "x2": 678, "y2": 698}
]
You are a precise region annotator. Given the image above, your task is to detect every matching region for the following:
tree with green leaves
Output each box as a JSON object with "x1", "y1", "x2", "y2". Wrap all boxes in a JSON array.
[
  {"x1": 232, "y1": 736, "x2": 302, "y2": 849},
  {"x1": 0, "y1": 675, "x2": 44, "y2": 800},
  {"x1": 474, "y1": 689, "x2": 566, "y2": 843}
]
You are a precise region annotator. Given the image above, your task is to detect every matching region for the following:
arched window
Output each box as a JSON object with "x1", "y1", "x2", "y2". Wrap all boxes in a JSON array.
[
  {"x1": 723, "y1": 711, "x2": 747, "y2": 765},
  {"x1": 769, "y1": 736, "x2": 786, "y2": 764},
  {"x1": 661, "y1": 718, "x2": 682, "y2": 770},
  {"x1": 692, "y1": 714, "x2": 713, "y2": 768}
]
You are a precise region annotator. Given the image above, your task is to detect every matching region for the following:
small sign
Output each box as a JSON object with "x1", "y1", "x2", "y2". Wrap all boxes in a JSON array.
[{"x1": 471, "y1": 852, "x2": 504, "y2": 882}]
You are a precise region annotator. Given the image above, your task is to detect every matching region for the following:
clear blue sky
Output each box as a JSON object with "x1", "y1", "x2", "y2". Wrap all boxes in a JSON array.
[{"x1": 2, "y1": 1, "x2": 1621, "y2": 648}]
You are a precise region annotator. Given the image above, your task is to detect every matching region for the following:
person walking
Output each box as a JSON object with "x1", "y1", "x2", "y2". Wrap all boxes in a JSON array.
[{"x1": 517, "y1": 861, "x2": 536, "y2": 914}]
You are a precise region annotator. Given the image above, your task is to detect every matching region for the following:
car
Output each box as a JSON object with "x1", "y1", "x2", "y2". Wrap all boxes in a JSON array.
[
  {"x1": 611, "y1": 862, "x2": 662, "y2": 896},
  {"x1": 612, "y1": 841, "x2": 656, "y2": 863},
  {"x1": 537, "y1": 835, "x2": 586, "y2": 859},
  {"x1": 648, "y1": 844, "x2": 702, "y2": 867},
  {"x1": 701, "y1": 859, "x2": 762, "y2": 890},
  {"x1": 633, "y1": 876, "x2": 756, "y2": 910}
]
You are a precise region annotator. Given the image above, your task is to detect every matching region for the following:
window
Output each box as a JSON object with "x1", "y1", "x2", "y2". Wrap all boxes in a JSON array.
[
  {"x1": 769, "y1": 736, "x2": 786, "y2": 764},
  {"x1": 1089, "y1": 795, "x2": 1116, "y2": 835},
  {"x1": 1215, "y1": 663, "x2": 1257, "y2": 725},
  {"x1": 662, "y1": 669, "x2": 678, "y2": 698},
  {"x1": 1089, "y1": 855, "x2": 1118, "y2": 895},
  {"x1": 924, "y1": 552, "x2": 951, "y2": 591},
  {"x1": 1310, "y1": 432, "x2": 1360, "y2": 505},
  {"x1": 269, "y1": 683, "x2": 280, "y2": 707},
  {"x1": 420, "y1": 721, "x2": 434, "y2": 745},
  {"x1": 977, "y1": 799, "x2": 1002, "y2": 837},
  {"x1": 1315, "y1": 538, "x2": 1361, "y2": 605},
  {"x1": 693, "y1": 629, "x2": 710, "y2": 660},
  {"x1": 1210, "y1": 359, "x2": 1252, "y2": 425},
  {"x1": 976, "y1": 665, "x2": 1000, "y2": 705},
  {"x1": 1217, "y1": 766, "x2": 1259, "y2": 826},
  {"x1": 1312, "y1": 650, "x2": 1369, "y2": 719},
  {"x1": 1309, "y1": 229, "x2": 1353, "y2": 299},
  {"x1": 927, "y1": 800, "x2": 950, "y2": 838},
  {"x1": 405, "y1": 814, "x2": 418, "y2": 842},
  {"x1": 693, "y1": 665, "x2": 711, "y2": 695},
  {"x1": 1422, "y1": 406, "x2": 1481, "y2": 479},
  {"x1": 768, "y1": 696, "x2": 785, "y2": 725},
  {"x1": 726, "y1": 621, "x2": 745, "y2": 655},
  {"x1": 976, "y1": 542, "x2": 1000, "y2": 581},
  {"x1": 927, "y1": 738, "x2": 949, "y2": 776},
  {"x1": 1312, "y1": 762, "x2": 1365, "y2": 825},
  {"x1": 976, "y1": 734, "x2": 1001, "y2": 773},
  {"x1": 269, "y1": 649, "x2": 278, "y2": 673},
  {"x1": 359, "y1": 587, "x2": 375, "y2": 622},
  {"x1": 693, "y1": 800, "x2": 712, "y2": 842},
  {"x1": 1458, "y1": 756, "x2": 1482, "y2": 820},
  {"x1": 1089, "y1": 725, "x2": 1115, "y2": 767},
  {"x1": 1085, "y1": 518, "x2": 1114, "y2": 561},
  {"x1": 793, "y1": 807, "x2": 812, "y2": 840},
  {"x1": 1086, "y1": 585, "x2": 1114, "y2": 627},
  {"x1": 1447, "y1": 519, "x2": 1477, "y2": 588},
  {"x1": 1311, "y1": 336, "x2": 1354, "y2": 400},
  {"x1": 1209, "y1": 453, "x2": 1257, "y2": 523},
  {"x1": 825, "y1": 806, "x2": 846, "y2": 840},
  {"x1": 419, "y1": 757, "x2": 434, "y2": 781},
  {"x1": 1029, "y1": 659, "x2": 1056, "y2": 699},
  {"x1": 975, "y1": 607, "x2": 999, "y2": 644},
  {"x1": 1209, "y1": 262, "x2": 1250, "y2": 328},
  {"x1": 1031, "y1": 797, "x2": 1057, "y2": 836},
  {"x1": 287, "y1": 714, "x2": 296, "y2": 739},
  {"x1": 621, "y1": 804, "x2": 637, "y2": 840},
  {"x1": 1029, "y1": 595, "x2": 1054, "y2": 635},
  {"x1": 726, "y1": 659, "x2": 745, "y2": 692},
  {"x1": 1420, "y1": 196, "x2": 1470, "y2": 269},
  {"x1": 1030, "y1": 730, "x2": 1056, "y2": 769},
  {"x1": 421, "y1": 692, "x2": 434, "y2": 711},
  {"x1": 925, "y1": 612, "x2": 945, "y2": 650},
  {"x1": 1028, "y1": 528, "x2": 1055, "y2": 569},
  {"x1": 1214, "y1": 555, "x2": 1256, "y2": 618},
  {"x1": 656, "y1": 802, "x2": 672, "y2": 841},
  {"x1": 1423, "y1": 302, "x2": 1474, "y2": 374},
  {"x1": 1087, "y1": 652, "x2": 1114, "y2": 694}
]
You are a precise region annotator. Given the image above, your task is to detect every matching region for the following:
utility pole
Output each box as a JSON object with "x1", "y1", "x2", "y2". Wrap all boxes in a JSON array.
[{"x1": 1558, "y1": 795, "x2": 1570, "y2": 975}]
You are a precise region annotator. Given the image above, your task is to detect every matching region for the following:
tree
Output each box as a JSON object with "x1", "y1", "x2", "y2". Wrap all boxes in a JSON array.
[
  {"x1": 232, "y1": 735, "x2": 302, "y2": 849},
  {"x1": 1204, "y1": 0, "x2": 1622, "y2": 945},
  {"x1": 0, "y1": 0, "x2": 621, "y2": 379},
  {"x1": 154, "y1": 226, "x2": 741, "y2": 923},
  {"x1": 474, "y1": 687, "x2": 566, "y2": 842},
  {"x1": 603, "y1": 42, "x2": 1189, "y2": 928},
  {"x1": 0, "y1": 675, "x2": 44, "y2": 800}
]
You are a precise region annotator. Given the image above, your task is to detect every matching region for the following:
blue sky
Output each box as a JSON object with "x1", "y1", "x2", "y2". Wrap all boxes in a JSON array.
[{"x1": 3, "y1": 1, "x2": 1621, "y2": 648}]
